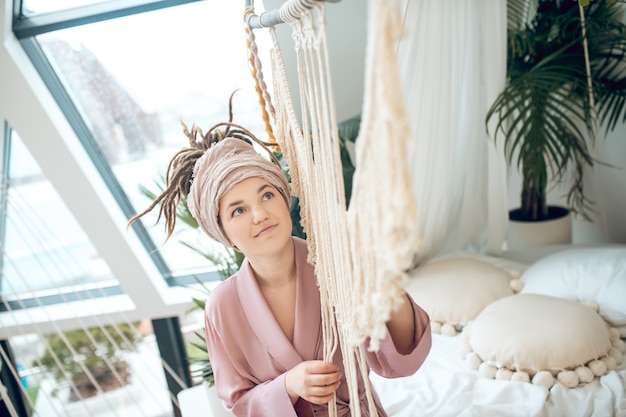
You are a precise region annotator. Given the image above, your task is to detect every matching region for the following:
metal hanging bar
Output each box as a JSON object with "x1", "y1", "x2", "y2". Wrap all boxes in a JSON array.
[{"x1": 245, "y1": 0, "x2": 341, "y2": 29}]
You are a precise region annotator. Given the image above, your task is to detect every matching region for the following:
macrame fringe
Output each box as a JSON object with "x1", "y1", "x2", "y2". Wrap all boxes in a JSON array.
[{"x1": 246, "y1": 1, "x2": 420, "y2": 416}]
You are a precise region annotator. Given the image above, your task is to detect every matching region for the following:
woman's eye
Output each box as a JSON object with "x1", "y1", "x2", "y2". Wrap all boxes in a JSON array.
[
  {"x1": 263, "y1": 191, "x2": 274, "y2": 201},
  {"x1": 232, "y1": 207, "x2": 244, "y2": 217}
]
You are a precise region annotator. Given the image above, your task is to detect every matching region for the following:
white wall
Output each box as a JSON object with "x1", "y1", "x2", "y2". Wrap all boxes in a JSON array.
[
  {"x1": 261, "y1": 0, "x2": 366, "y2": 122},
  {"x1": 594, "y1": 126, "x2": 626, "y2": 243}
]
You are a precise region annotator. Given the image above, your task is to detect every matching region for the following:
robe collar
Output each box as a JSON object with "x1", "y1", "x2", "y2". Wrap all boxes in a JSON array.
[{"x1": 237, "y1": 237, "x2": 322, "y2": 372}]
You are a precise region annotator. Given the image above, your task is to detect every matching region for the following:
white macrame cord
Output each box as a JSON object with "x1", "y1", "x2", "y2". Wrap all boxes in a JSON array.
[{"x1": 248, "y1": 0, "x2": 420, "y2": 415}]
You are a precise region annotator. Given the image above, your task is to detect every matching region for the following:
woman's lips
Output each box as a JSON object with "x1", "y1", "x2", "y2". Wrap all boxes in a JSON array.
[{"x1": 255, "y1": 224, "x2": 277, "y2": 238}]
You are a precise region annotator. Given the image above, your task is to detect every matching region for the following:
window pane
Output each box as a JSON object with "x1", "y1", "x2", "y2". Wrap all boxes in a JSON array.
[
  {"x1": 36, "y1": 1, "x2": 272, "y2": 277},
  {"x1": 21, "y1": 0, "x2": 112, "y2": 16},
  {"x1": 9, "y1": 324, "x2": 174, "y2": 417},
  {"x1": 2, "y1": 131, "x2": 118, "y2": 300}
]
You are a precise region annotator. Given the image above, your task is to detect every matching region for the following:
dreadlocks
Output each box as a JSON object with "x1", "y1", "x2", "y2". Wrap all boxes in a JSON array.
[{"x1": 127, "y1": 91, "x2": 281, "y2": 241}]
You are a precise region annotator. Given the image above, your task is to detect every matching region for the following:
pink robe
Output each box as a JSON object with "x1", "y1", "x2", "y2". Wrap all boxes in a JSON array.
[{"x1": 204, "y1": 237, "x2": 431, "y2": 417}]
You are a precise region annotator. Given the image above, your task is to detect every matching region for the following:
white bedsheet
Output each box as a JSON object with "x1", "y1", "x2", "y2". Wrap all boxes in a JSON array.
[{"x1": 370, "y1": 334, "x2": 626, "y2": 417}]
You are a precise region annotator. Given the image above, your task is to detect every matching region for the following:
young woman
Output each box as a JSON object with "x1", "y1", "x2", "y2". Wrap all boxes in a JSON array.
[{"x1": 129, "y1": 120, "x2": 431, "y2": 417}]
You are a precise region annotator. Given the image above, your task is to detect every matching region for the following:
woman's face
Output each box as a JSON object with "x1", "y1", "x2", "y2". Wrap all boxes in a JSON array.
[{"x1": 218, "y1": 176, "x2": 292, "y2": 257}]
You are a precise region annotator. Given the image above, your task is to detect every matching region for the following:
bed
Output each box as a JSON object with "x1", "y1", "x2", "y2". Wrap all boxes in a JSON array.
[
  {"x1": 179, "y1": 245, "x2": 626, "y2": 417},
  {"x1": 376, "y1": 245, "x2": 626, "y2": 417},
  {"x1": 371, "y1": 334, "x2": 626, "y2": 417}
]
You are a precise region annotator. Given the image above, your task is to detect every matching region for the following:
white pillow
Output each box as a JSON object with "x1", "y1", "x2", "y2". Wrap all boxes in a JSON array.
[
  {"x1": 462, "y1": 294, "x2": 625, "y2": 389},
  {"x1": 519, "y1": 247, "x2": 626, "y2": 332},
  {"x1": 404, "y1": 256, "x2": 519, "y2": 335}
]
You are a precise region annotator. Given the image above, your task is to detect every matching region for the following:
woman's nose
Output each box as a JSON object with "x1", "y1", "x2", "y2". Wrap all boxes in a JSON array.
[{"x1": 252, "y1": 205, "x2": 269, "y2": 223}]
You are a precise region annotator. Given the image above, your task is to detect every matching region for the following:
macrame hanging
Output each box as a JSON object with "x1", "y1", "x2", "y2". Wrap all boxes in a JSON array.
[{"x1": 246, "y1": 0, "x2": 420, "y2": 415}]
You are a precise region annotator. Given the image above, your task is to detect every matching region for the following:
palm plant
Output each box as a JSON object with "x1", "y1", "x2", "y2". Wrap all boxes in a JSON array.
[
  {"x1": 486, "y1": 0, "x2": 626, "y2": 221},
  {"x1": 35, "y1": 323, "x2": 140, "y2": 401}
]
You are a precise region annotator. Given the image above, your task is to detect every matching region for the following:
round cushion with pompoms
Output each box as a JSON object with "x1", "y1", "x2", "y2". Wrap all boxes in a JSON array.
[{"x1": 461, "y1": 294, "x2": 624, "y2": 389}]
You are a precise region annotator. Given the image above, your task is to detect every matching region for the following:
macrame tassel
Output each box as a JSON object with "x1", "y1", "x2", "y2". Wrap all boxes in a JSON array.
[
  {"x1": 347, "y1": 0, "x2": 420, "y2": 352},
  {"x1": 261, "y1": 0, "x2": 419, "y2": 416}
]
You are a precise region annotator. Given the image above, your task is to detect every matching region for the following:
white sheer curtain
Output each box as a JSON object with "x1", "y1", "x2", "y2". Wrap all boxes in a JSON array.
[{"x1": 395, "y1": 0, "x2": 509, "y2": 261}]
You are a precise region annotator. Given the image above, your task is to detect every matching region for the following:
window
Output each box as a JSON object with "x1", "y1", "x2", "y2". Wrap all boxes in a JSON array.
[
  {"x1": 2, "y1": 3, "x2": 275, "y2": 414},
  {"x1": 21, "y1": 0, "x2": 113, "y2": 16},
  {"x1": 1, "y1": 130, "x2": 119, "y2": 302},
  {"x1": 14, "y1": 0, "x2": 271, "y2": 283}
]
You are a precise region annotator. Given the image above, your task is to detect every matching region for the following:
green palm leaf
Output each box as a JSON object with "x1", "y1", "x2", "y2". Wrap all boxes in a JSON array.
[{"x1": 487, "y1": 0, "x2": 626, "y2": 220}]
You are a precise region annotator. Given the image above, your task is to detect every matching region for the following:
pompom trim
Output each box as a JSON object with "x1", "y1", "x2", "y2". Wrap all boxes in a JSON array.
[{"x1": 460, "y1": 323, "x2": 625, "y2": 389}]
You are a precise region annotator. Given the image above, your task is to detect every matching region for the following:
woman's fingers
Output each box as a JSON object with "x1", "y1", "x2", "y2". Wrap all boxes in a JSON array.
[
  {"x1": 285, "y1": 360, "x2": 342, "y2": 404},
  {"x1": 308, "y1": 372, "x2": 341, "y2": 390},
  {"x1": 305, "y1": 379, "x2": 341, "y2": 405},
  {"x1": 304, "y1": 360, "x2": 339, "y2": 374},
  {"x1": 302, "y1": 362, "x2": 341, "y2": 404}
]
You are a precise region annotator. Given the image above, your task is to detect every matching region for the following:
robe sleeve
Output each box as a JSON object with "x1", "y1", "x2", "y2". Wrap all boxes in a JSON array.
[
  {"x1": 204, "y1": 310, "x2": 309, "y2": 417},
  {"x1": 363, "y1": 293, "x2": 432, "y2": 378}
]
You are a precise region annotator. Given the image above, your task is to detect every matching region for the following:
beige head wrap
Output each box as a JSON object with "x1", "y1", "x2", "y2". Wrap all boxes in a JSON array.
[{"x1": 187, "y1": 137, "x2": 291, "y2": 247}]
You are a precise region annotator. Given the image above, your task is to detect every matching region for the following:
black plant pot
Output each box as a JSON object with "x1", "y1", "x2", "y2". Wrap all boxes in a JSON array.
[{"x1": 509, "y1": 206, "x2": 571, "y2": 222}]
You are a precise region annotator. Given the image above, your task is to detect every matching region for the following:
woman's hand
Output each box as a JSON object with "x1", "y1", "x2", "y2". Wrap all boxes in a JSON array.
[{"x1": 284, "y1": 360, "x2": 341, "y2": 405}]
